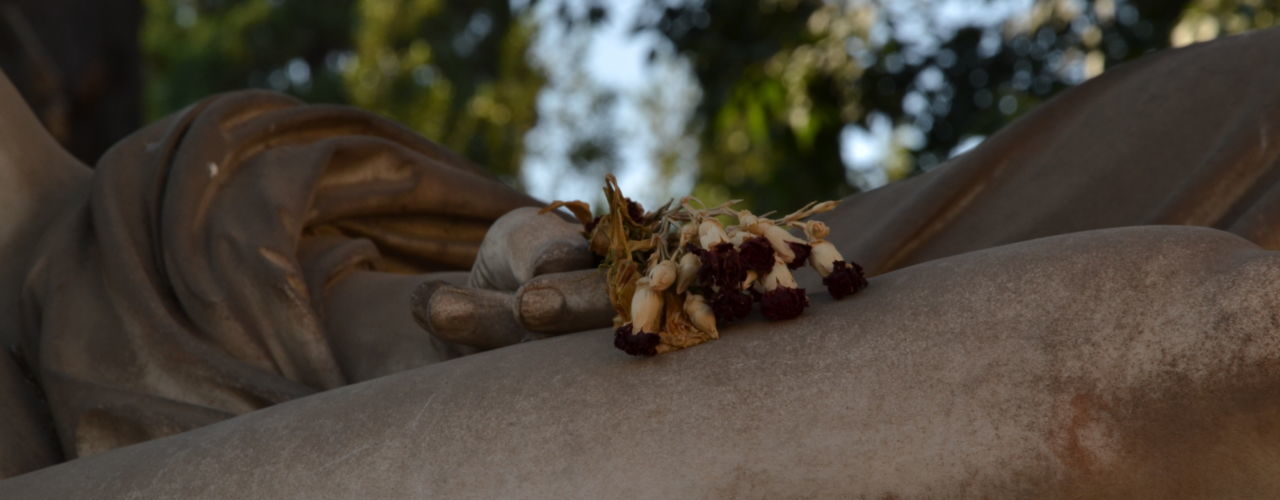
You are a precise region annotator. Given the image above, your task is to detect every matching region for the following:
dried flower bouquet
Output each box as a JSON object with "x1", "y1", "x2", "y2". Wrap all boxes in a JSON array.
[{"x1": 545, "y1": 176, "x2": 867, "y2": 357}]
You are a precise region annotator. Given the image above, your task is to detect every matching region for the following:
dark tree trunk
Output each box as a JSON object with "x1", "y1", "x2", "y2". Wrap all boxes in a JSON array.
[{"x1": 0, "y1": 0, "x2": 142, "y2": 164}]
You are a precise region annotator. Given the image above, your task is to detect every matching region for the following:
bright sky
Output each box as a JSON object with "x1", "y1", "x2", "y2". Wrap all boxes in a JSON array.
[
  {"x1": 521, "y1": 0, "x2": 1042, "y2": 208},
  {"x1": 522, "y1": 0, "x2": 698, "y2": 209}
]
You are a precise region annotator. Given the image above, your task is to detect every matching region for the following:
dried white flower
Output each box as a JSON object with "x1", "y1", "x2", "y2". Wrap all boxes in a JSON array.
[
  {"x1": 727, "y1": 227, "x2": 753, "y2": 246},
  {"x1": 630, "y1": 278, "x2": 664, "y2": 333},
  {"x1": 698, "y1": 218, "x2": 731, "y2": 249},
  {"x1": 809, "y1": 240, "x2": 844, "y2": 277},
  {"x1": 648, "y1": 259, "x2": 677, "y2": 291},
  {"x1": 760, "y1": 257, "x2": 799, "y2": 291},
  {"x1": 683, "y1": 293, "x2": 719, "y2": 338},
  {"x1": 748, "y1": 220, "x2": 805, "y2": 263},
  {"x1": 676, "y1": 252, "x2": 700, "y2": 294}
]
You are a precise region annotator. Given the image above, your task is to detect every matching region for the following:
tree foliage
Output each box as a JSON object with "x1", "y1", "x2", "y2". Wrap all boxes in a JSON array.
[
  {"x1": 135, "y1": 0, "x2": 1280, "y2": 211},
  {"x1": 141, "y1": 0, "x2": 354, "y2": 112},
  {"x1": 0, "y1": 0, "x2": 142, "y2": 163},
  {"x1": 343, "y1": 0, "x2": 542, "y2": 181},
  {"x1": 141, "y1": 0, "x2": 541, "y2": 182},
  {"x1": 636, "y1": 0, "x2": 1171, "y2": 210}
]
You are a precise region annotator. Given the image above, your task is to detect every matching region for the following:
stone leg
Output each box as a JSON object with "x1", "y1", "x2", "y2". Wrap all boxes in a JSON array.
[{"x1": 5, "y1": 226, "x2": 1280, "y2": 498}]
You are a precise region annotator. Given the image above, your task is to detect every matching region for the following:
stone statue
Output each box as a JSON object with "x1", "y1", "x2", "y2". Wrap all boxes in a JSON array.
[
  {"x1": 3, "y1": 26, "x2": 1280, "y2": 499},
  {"x1": 0, "y1": 71, "x2": 619, "y2": 468}
]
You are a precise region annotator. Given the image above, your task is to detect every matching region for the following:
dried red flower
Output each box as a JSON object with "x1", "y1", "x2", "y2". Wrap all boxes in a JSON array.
[
  {"x1": 710, "y1": 289, "x2": 753, "y2": 325},
  {"x1": 823, "y1": 260, "x2": 867, "y2": 300},
  {"x1": 684, "y1": 243, "x2": 713, "y2": 284},
  {"x1": 737, "y1": 236, "x2": 775, "y2": 274},
  {"x1": 626, "y1": 198, "x2": 646, "y2": 224},
  {"x1": 710, "y1": 243, "x2": 745, "y2": 289},
  {"x1": 688, "y1": 242, "x2": 746, "y2": 290},
  {"x1": 786, "y1": 242, "x2": 812, "y2": 270},
  {"x1": 614, "y1": 323, "x2": 660, "y2": 357},
  {"x1": 761, "y1": 286, "x2": 809, "y2": 321}
]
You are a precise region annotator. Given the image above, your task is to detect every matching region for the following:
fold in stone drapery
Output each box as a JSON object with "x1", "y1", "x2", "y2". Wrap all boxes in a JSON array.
[
  {"x1": 814, "y1": 28, "x2": 1280, "y2": 279},
  {"x1": 19, "y1": 90, "x2": 540, "y2": 457}
]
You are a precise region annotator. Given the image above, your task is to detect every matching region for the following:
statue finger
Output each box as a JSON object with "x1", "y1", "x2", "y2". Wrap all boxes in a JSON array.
[
  {"x1": 515, "y1": 269, "x2": 614, "y2": 334},
  {"x1": 469, "y1": 207, "x2": 594, "y2": 291},
  {"x1": 410, "y1": 280, "x2": 547, "y2": 350}
]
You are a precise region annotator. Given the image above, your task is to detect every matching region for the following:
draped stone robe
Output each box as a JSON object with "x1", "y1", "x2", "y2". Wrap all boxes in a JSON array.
[
  {"x1": 816, "y1": 27, "x2": 1280, "y2": 276},
  {"x1": 17, "y1": 90, "x2": 538, "y2": 458}
]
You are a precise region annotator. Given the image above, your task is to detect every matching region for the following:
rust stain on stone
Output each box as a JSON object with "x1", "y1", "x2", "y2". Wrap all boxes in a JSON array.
[{"x1": 1049, "y1": 392, "x2": 1109, "y2": 475}]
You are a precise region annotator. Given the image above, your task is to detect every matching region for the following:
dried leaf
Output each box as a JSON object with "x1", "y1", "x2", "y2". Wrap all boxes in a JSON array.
[{"x1": 540, "y1": 200, "x2": 595, "y2": 227}]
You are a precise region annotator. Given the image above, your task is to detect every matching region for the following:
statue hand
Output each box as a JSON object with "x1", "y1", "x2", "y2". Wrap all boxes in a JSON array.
[{"x1": 409, "y1": 207, "x2": 613, "y2": 349}]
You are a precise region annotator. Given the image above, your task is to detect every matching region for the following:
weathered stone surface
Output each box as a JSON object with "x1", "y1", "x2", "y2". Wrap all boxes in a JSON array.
[
  {"x1": 5, "y1": 226, "x2": 1280, "y2": 498},
  {"x1": 0, "y1": 352, "x2": 61, "y2": 478},
  {"x1": 0, "y1": 65, "x2": 85, "y2": 478}
]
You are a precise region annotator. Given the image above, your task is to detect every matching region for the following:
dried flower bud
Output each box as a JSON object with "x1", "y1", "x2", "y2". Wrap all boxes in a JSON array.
[
  {"x1": 805, "y1": 220, "x2": 830, "y2": 241},
  {"x1": 810, "y1": 200, "x2": 837, "y2": 214},
  {"x1": 809, "y1": 240, "x2": 843, "y2": 277},
  {"x1": 786, "y1": 242, "x2": 812, "y2": 270},
  {"x1": 676, "y1": 252, "x2": 700, "y2": 294},
  {"x1": 698, "y1": 219, "x2": 731, "y2": 249},
  {"x1": 823, "y1": 260, "x2": 867, "y2": 300},
  {"x1": 684, "y1": 293, "x2": 719, "y2": 338},
  {"x1": 755, "y1": 222, "x2": 805, "y2": 263},
  {"x1": 614, "y1": 323, "x2": 660, "y2": 357},
  {"x1": 761, "y1": 258, "x2": 799, "y2": 291},
  {"x1": 737, "y1": 211, "x2": 760, "y2": 229},
  {"x1": 630, "y1": 278, "x2": 664, "y2": 333},
  {"x1": 648, "y1": 260, "x2": 677, "y2": 291},
  {"x1": 680, "y1": 222, "x2": 699, "y2": 245}
]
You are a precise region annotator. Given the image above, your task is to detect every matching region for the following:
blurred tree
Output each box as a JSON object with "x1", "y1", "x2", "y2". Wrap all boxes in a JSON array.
[
  {"x1": 633, "y1": 0, "x2": 1253, "y2": 212},
  {"x1": 638, "y1": 0, "x2": 850, "y2": 211},
  {"x1": 0, "y1": 0, "x2": 142, "y2": 163},
  {"x1": 522, "y1": 2, "x2": 625, "y2": 186},
  {"x1": 343, "y1": 0, "x2": 543, "y2": 181},
  {"x1": 141, "y1": 0, "x2": 544, "y2": 183},
  {"x1": 11, "y1": 0, "x2": 1279, "y2": 207},
  {"x1": 1172, "y1": 0, "x2": 1280, "y2": 46},
  {"x1": 141, "y1": 0, "x2": 355, "y2": 115}
]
